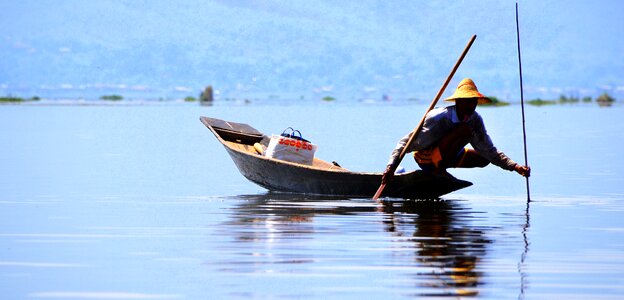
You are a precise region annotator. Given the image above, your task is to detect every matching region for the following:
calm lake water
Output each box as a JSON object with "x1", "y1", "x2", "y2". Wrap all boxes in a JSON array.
[{"x1": 1, "y1": 101, "x2": 624, "y2": 299}]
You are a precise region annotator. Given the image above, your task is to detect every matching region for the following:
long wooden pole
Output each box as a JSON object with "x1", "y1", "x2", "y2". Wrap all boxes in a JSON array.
[
  {"x1": 373, "y1": 35, "x2": 477, "y2": 201},
  {"x1": 516, "y1": 3, "x2": 531, "y2": 202}
]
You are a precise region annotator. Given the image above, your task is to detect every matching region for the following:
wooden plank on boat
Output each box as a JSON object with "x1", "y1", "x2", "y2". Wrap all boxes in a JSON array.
[{"x1": 200, "y1": 116, "x2": 265, "y2": 145}]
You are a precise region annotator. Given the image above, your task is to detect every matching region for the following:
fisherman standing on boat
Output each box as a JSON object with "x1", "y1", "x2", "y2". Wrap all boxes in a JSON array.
[{"x1": 382, "y1": 78, "x2": 530, "y2": 183}]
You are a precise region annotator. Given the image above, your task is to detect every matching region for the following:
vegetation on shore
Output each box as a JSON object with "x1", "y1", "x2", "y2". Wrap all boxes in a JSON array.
[
  {"x1": 482, "y1": 96, "x2": 510, "y2": 107},
  {"x1": 596, "y1": 92, "x2": 615, "y2": 104},
  {"x1": 527, "y1": 98, "x2": 557, "y2": 106},
  {"x1": 0, "y1": 96, "x2": 40, "y2": 102},
  {"x1": 100, "y1": 94, "x2": 123, "y2": 101},
  {"x1": 525, "y1": 92, "x2": 617, "y2": 106}
]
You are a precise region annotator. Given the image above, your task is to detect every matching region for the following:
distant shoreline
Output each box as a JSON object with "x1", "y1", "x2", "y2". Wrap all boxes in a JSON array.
[{"x1": 1, "y1": 96, "x2": 619, "y2": 108}]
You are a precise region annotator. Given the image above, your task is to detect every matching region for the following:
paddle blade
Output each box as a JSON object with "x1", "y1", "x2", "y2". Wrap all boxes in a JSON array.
[{"x1": 372, "y1": 183, "x2": 386, "y2": 201}]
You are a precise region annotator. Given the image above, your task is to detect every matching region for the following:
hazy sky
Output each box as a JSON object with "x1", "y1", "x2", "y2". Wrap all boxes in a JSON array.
[{"x1": 1, "y1": 0, "x2": 623, "y2": 100}]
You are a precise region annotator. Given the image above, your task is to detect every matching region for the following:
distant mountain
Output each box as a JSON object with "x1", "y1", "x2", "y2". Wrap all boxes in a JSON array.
[{"x1": 1, "y1": 1, "x2": 623, "y2": 100}]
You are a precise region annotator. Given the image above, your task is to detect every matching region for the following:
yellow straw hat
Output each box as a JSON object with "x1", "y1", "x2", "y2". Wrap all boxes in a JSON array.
[{"x1": 444, "y1": 78, "x2": 492, "y2": 104}]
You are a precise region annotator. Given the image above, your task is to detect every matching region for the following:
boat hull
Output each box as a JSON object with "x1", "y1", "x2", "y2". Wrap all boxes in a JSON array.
[{"x1": 201, "y1": 116, "x2": 472, "y2": 199}]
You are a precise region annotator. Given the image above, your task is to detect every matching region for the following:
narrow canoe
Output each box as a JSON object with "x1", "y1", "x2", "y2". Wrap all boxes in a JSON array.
[{"x1": 200, "y1": 116, "x2": 472, "y2": 199}]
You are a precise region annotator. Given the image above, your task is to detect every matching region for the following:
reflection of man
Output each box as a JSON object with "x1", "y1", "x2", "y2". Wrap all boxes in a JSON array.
[
  {"x1": 382, "y1": 200, "x2": 487, "y2": 296},
  {"x1": 382, "y1": 78, "x2": 530, "y2": 182}
]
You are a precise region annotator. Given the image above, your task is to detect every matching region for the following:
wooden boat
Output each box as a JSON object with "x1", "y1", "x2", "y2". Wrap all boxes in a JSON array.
[{"x1": 200, "y1": 116, "x2": 472, "y2": 199}]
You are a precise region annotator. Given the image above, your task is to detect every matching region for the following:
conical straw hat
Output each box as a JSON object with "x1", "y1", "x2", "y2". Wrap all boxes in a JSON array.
[{"x1": 444, "y1": 78, "x2": 492, "y2": 104}]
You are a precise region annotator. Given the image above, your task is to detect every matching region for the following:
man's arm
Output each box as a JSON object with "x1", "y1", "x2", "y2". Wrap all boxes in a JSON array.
[
  {"x1": 470, "y1": 114, "x2": 530, "y2": 176},
  {"x1": 382, "y1": 133, "x2": 411, "y2": 184}
]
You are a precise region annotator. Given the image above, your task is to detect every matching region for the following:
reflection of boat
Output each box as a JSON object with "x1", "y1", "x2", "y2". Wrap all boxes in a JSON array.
[
  {"x1": 200, "y1": 116, "x2": 472, "y2": 199},
  {"x1": 223, "y1": 194, "x2": 490, "y2": 297}
]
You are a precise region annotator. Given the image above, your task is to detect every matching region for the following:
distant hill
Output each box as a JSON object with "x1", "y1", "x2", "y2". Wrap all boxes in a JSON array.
[{"x1": 1, "y1": 1, "x2": 623, "y2": 100}]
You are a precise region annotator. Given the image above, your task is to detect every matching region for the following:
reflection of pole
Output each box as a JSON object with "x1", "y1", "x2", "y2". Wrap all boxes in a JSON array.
[{"x1": 518, "y1": 200, "x2": 530, "y2": 300}]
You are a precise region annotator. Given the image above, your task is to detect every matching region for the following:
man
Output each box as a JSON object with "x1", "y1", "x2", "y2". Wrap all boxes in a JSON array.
[{"x1": 382, "y1": 78, "x2": 530, "y2": 184}]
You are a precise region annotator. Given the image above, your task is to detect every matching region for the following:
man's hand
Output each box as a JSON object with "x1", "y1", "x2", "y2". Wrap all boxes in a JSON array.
[
  {"x1": 381, "y1": 165, "x2": 395, "y2": 184},
  {"x1": 514, "y1": 164, "x2": 531, "y2": 177}
]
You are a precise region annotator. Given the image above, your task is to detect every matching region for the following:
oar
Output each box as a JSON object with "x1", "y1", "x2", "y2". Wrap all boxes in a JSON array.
[
  {"x1": 373, "y1": 35, "x2": 477, "y2": 201},
  {"x1": 516, "y1": 3, "x2": 531, "y2": 202}
]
